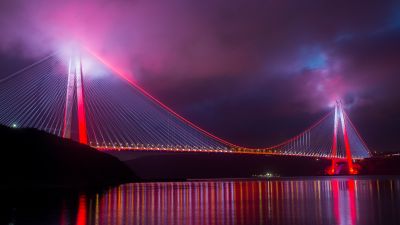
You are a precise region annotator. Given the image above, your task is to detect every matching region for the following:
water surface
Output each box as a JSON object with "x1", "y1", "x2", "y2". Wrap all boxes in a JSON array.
[{"x1": 2, "y1": 177, "x2": 400, "y2": 225}]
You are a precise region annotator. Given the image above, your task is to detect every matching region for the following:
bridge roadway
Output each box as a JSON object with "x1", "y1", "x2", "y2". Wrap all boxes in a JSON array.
[{"x1": 96, "y1": 146, "x2": 365, "y2": 160}]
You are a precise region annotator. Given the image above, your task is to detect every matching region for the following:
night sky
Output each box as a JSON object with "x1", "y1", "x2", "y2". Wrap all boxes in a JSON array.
[{"x1": 0, "y1": 0, "x2": 399, "y2": 152}]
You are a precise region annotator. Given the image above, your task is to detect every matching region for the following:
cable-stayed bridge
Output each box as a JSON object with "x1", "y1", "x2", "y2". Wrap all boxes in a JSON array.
[{"x1": 0, "y1": 50, "x2": 371, "y2": 174}]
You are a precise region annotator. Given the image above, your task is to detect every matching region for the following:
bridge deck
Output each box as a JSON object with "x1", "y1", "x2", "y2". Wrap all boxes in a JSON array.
[{"x1": 96, "y1": 146, "x2": 368, "y2": 160}]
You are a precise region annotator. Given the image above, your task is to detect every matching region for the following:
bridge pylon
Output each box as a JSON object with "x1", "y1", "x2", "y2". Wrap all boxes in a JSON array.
[
  {"x1": 62, "y1": 54, "x2": 88, "y2": 144},
  {"x1": 328, "y1": 101, "x2": 357, "y2": 175}
]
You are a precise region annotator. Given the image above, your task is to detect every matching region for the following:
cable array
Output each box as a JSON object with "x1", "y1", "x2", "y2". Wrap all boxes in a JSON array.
[
  {"x1": 241, "y1": 108, "x2": 371, "y2": 159},
  {"x1": 82, "y1": 59, "x2": 229, "y2": 151},
  {"x1": 0, "y1": 51, "x2": 371, "y2": 159},
  {"x1": 0, "y1": 55, "x2": 67, "y2": 136}
]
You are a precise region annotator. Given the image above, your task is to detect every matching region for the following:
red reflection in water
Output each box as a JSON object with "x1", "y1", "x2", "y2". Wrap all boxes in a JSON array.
[
  {"x1": 76, "y1": 195, "x2": 87, "y2": 225},
  {"x1": 331, "y1": 179, "x2": 358, "y2": 225},
  {"x1": 58, "y1": 179, "x2": 377, "y2": 225},
  {"x1": 332, "y1": 180, "x2": 341, "y2": 223},
  {"x1": 348, "y1": 180, "x2": 357, "y2": 225}
]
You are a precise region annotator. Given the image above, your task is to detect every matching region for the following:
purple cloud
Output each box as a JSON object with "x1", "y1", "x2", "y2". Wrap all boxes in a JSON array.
[{"x1": 0, "y1": 0, "x2": 399, "y2": 150}]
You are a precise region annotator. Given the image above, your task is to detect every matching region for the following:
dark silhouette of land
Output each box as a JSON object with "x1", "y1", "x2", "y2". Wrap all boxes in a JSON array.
[
  {"x1": 1, "y1": 125, "x2": 399, "y2": 186},
  {"x1": 111, "y1": 151, "x2": 332, "y2": 179},
  {"x1": 110, "y1": 151, "x2": 400, "y2": 179},
  {"x1": 0, "y1": 125, "x2": 138, "y2": 188},
  {"x1": 359, "y1": 156, "x2": 400, "y2": 175}
]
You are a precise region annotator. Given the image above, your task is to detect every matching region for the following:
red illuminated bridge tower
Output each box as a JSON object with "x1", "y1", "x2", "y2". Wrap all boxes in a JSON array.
[
  {"x1": 329, "y1": 101, "x2": 356, "y2": 175},
  {"x1": 62, "y1": 55, "x2": 88, "y2": 144}
]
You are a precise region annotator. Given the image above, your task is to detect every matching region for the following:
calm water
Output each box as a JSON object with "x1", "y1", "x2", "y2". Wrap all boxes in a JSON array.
[{"x1": 2, "y1": 177, "x2": 400, "y2": 225}]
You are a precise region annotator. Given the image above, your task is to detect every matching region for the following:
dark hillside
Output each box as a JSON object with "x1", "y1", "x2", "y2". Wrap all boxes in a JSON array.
[{"x1": 0, "y1": 125, "x2": 138, "y2": 188}]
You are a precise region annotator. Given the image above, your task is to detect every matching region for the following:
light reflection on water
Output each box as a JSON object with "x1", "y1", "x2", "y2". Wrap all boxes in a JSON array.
[{"x1": 5, "y1": 177, "x2": 400, "y2": 225}]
